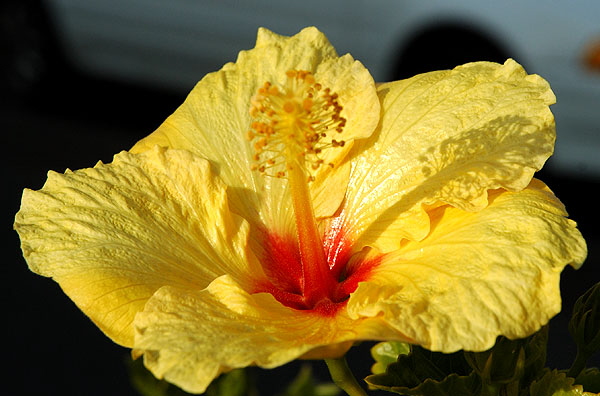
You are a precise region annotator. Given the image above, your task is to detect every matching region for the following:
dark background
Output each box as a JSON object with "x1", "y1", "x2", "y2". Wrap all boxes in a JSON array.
[{"x1": 2, "y1": 3, "x2": 599, "y2": 394}]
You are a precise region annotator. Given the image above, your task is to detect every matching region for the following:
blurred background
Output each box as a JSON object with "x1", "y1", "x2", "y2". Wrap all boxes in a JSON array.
[{"x1": 2, "y1": 0, "x2": 599, "y2": 395}]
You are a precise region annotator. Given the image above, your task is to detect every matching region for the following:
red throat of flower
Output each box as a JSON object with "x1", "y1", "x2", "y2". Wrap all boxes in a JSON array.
[{"x1": 248, "y1": 70, "x2": 377, "y2": 316}]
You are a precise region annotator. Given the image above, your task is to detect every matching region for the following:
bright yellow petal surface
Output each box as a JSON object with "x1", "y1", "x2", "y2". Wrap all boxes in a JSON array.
[
  {"x1": 347, "y1": 180, "x2": 586, "y2": 353},
  {"x1": 130, "y1": 27, "x2": 379, "y2": 235},
  {"x1": 133, "y1": 275, "x2": 405, "y2": 394},
  {"x1": 338, "y1": 60, "x2": 556, "y2": 250},
  {"x1": 14, "y1": 147, "x2": 258, "y2": 346}
]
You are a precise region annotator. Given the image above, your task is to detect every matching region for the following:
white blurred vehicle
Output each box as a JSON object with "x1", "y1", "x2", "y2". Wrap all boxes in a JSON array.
[{"x1": 3, "y1": 0, "x2": 600, "y2": 178}]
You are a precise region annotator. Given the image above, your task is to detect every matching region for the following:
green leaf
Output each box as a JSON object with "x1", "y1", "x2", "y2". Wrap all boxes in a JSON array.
[
  {"x1": 371, "y1": 342, "x2": 411, "y2": 375},
  {"x1": 365, "y1": 346, "x2": 478, "y2": 395},
  {"x1": 529, "y1": 369, "x2": 590, "y2": 396},
  {"x1": 367, "y1": 371, "x2": 480, "y2": 396},
  {"x1": 574, "y1": 368, "x2": 600, "y2": 393}
]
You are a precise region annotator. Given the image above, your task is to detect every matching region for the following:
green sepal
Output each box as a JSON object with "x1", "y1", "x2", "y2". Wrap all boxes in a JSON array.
[
  {"x1": 569, "y1": 282, "x2": 600, "y2": 353},
  {"x1": 465, "y1": 327, "x2": 548, "y2": 389},
  {"x1": 568, "y1": 282, "x2": 600, "y2": 379},
  {"x1": 370, "y1": 342, "x2": 411, "y2": 375},
  {"x1": 464, "y1": 338, "x2": 525, "y2": 385},
  {"x1": 365, "y1": 328, "x2": 549, "y2": 395}
]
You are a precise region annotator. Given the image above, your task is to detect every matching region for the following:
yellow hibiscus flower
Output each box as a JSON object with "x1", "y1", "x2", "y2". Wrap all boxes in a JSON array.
[{"x1": 14, "y1": 27, "x2": 587, "y2": 394}]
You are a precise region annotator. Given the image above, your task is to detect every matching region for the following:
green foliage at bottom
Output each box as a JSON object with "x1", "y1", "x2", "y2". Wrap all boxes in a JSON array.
[
  {"x1": 127, "y1": 358, "x2": 340, "y2": 396},
  {"x1": 365, "y1": 328, "x2": 555, "y2": 396},
  {"x1": 127, "y1": 358, "x2": 193, "y2": 396},
  {"x1": 279, "y1": 364, "x2": 341, "y2": 396},
  {"x1": 366, "y1": 282, "x2": 600, "y2": 396},
  {"x1": 574, "y1": 368, "x2": 600, "y2": 393}
]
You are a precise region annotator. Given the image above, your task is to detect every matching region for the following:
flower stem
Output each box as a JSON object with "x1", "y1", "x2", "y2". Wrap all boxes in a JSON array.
[{"x1": 325, "y1": 356, "x2": 368, "y2": 396}]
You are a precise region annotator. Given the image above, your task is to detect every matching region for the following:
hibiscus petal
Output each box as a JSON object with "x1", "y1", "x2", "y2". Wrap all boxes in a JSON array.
[
  {"x1": 347, "y1": 180, "x2": 587, "y2": 353},
  {"x1": 130, "y1": 27, "x2": 379, "y2": 234},
  {"x1": 14, "y1": 147, "x2": 257, "y2": 346},
  {"x1": 133, "y1": 275, "x2": 406, "y2": 394},
  {"x1": 340, "y1": 59, "x2": 556, "y2": 249}
]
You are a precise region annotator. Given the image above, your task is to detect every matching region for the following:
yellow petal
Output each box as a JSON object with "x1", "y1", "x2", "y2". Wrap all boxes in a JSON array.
[
  {"x1": 339, "y1": 59, "x2": 556, "y2": 250},
  {"x1": 347, "y1": 179, "x2": 587, "y2": 353},
  {"x1": 130, "y1": 27, "x2": 379, "y2": 235},
  {"x1": 133, "y1": 275, "x2": 405, "y2": 394},
  {"x1": 14, "y1": 147, "x2": 257, "y2": 346}
]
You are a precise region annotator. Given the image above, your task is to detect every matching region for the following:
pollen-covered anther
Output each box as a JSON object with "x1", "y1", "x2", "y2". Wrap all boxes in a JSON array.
[
  {"x1": 248, "y1": 70, "x2": 346, "y2": 180},
  {"x1": 331, "y1": 139, "x2": 345, "y2": 148},
  {"x1": 311, "y1": 159, "x2": 324, "y2": 170}
]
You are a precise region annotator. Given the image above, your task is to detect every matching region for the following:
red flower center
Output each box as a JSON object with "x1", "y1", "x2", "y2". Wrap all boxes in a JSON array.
[{"x1": 254, "y1": 221, "x2": 379, "y2": 316}]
